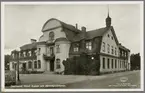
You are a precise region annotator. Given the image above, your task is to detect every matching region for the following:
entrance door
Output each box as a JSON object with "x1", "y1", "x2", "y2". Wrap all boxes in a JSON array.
[
  {"x1": 50, "y1": 60, "x2": 54, "y2": 71},
  {"x1": 22, "y1": 63, "x2": 26, "y2": 71}
]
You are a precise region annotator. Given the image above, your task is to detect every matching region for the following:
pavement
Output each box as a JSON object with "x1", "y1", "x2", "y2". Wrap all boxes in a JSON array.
[{"x1": 17, "y1": 70, "x2": 140, "y2": 89}]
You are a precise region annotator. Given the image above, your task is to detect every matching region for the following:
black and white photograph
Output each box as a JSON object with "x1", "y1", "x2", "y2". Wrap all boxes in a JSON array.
[{"x1": 1, "y1": 1, "x2": 144, "y2": 92}]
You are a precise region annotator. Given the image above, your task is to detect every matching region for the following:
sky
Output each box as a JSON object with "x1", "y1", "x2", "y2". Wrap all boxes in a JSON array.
[{"x1": 4, "y1": 3, "x2": 142, "y2": 55}]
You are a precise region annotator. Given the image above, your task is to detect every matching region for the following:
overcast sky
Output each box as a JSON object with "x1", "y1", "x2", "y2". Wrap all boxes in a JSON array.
[{"x1": 4, "y1": 3, "x2": 142, "y2": 55}]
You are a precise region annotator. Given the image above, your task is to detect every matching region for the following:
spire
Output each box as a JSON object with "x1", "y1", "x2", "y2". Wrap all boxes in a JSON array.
[
  {"x1": 106, "y1": 5, "x2": 111, "y2": 27},
  {"x1": 107, "y1": 5, "x2": 110, "y2": 18}
]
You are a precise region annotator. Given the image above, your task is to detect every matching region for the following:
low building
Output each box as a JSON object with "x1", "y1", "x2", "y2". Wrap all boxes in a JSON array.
[{"x1": 9, "y1": 13, "x2": 130, "y2": 74}]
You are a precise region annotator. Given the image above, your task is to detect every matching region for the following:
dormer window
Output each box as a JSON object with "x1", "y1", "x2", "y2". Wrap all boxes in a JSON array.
[
  {"x1": 49, "y1": 32, "x2": 54, "y2": 41},
  {"x1": 74, "y1": 43, "x2": 79, "y2": 52},
  {"x1": 86, "y1": 41, "x2": 92, "y2": 50}
]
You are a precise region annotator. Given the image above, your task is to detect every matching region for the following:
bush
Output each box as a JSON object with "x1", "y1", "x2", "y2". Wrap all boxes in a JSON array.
[{"x1": 63, "y1": 53, "x2": 100, "y2": 75}]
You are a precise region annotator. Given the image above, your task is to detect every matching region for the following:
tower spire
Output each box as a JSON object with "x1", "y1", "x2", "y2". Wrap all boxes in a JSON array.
[
  {"x1": 105, "y1": 5, "x2": 111, "y2": 27},
  {"x1": 107, "y1": 5, "x2": 110, "y2": 17}
]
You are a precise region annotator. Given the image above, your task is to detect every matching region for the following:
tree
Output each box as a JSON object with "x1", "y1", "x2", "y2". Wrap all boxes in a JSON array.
[
  {"x1": 5, "y1": 55, "x2": 11, "y2": 70},
  {"x1": 130, "y1": 53, "x2": 140, "y2": 70}
]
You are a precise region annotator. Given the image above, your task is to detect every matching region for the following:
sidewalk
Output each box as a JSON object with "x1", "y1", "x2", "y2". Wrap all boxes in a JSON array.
[{"x1": 19, "y1": 70, "x2": 138, "y2": 85}]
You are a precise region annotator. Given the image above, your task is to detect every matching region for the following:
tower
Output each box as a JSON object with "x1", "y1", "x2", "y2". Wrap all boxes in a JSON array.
[{"x1": 105, "y1": 6, "x2": 111, "y2": 27}]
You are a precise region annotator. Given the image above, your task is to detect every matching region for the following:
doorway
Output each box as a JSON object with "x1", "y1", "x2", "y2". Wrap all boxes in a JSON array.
[
  {"x1": 50, "y1": 59, "x2": 54, "y2": 71},
  {"x1": 22, "y1": 63, "x2": 26, "y2": 71}
]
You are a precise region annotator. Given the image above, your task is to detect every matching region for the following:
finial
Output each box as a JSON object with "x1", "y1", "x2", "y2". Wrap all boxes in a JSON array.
[{"x1": 107, "y1": 4, "x2": 110, "y2": 18}]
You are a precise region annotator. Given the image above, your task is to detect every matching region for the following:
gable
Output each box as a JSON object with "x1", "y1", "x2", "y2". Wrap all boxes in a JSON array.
[
  {"x1": 42, "y1": 18, "x2": 62, "y2": 32},
  {"x1": 100, "y1": 28, "x2": 119, "y2": 56}
]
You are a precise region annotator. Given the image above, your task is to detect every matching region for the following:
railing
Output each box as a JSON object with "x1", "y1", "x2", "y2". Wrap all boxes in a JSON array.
[{"x1": 43, "y1": 53, "x2": 55, "y2": 60}]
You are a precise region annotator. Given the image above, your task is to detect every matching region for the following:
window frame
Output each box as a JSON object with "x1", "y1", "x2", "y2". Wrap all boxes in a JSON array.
[
  {"x1": 86, "y1": 41, "x2": 92, "y2": 50},
  {"x1": 38, "y1": 60, "x2": 41, "y2": 69},
  {"x1": 34, "y1": 61, "x2": 37, "y2": 69},
  {"x1": 56, "y1": 45, "x2": 60, "y2": 53},
  {"x1": 103, "y1": 58, "x2": 105, "y2": 69},
  {"x1": 49, "y1": 31, "x2": 54, "y2": 41},
  {"x1": 28, "y1": 61, "x2": 32, "y2": 69},
  {"x1": 56, "y1": 59, "x2": 61, "y2": 69}
]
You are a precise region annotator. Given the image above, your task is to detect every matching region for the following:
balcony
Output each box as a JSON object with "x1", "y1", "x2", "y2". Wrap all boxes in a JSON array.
[{"x1": 43, "y1": 53, "x2": 55, "y2": 60}]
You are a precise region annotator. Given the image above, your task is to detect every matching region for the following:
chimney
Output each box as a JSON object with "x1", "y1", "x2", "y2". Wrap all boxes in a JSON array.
[
  {"x1": 81, "y1": 26, "x2": 86, "y2": 32},
  {"x1": 31, "y1": 39, "x2": 37, "y2": 43},
  {"x1": 75, "y1": 24, "x2": 78, "y2": 29}
]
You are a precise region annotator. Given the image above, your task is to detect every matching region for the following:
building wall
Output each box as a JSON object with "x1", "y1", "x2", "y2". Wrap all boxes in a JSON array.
[
  {"x1": 55, "y1": 40, "x2": 70, "y2": 73},
  {"x1": 100, "y1": 55, "x2": 127, "y2": 73},
  {"x1": 39, "y1": 20, "x2": 66, "y2": 42},
  {"x1": 37, "y1": 44, "x2": 47, "y2": 72},
  {"x1": 100, "y1": 29, "x2": 119, "y2": 57}
]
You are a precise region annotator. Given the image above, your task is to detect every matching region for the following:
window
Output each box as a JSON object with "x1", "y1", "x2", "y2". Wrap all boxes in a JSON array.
[
  {"x1": 12, "y1": 62, "x2": 15, "y2": 69},
  {"x1": 115, "y1": 59, "x2": 117, "y2": 68},
  {"x1": 107, "y1": 44, "x2": 110, "y2": 53},
  {"x1": 112, "y1": 59, "x2": 114, "y2": 69},
  {"x1": 103, "y1": 58, "x2": 105, "y2": 69},
  {"x1": 28, "y1": 61, "x2": 32, "y2": 69},
  {"x1": 23, "y1": 52, "x2": 26, "y2": 57},
  {"x1": 86, "y1": 41, "x2": 92, "y2": 50},
  {"x1": 111, "y1": 46, "x2": 114, "y2": 54},
  {"x1": 34, "y1": 61, "x2": 37, "y2": 69},
  {"x1": 115, "y1": 48, "x2": 117, "y2": 55},
  {"x1": 38, "y1": 60, "x2": 41, "y2": 69},
  {"x1": 49, "y1": 32, "x2": 54, "y2": 41},
  {"x1": 38, "y1": 48, "x2": 41, "y2": 55},
  {"x1": 102, "y1": 42, "x2": 105, "y2": 52},
  {"x1": 107, "y1": 58, "x2": 110, "y2": 69},
  {"x1": 120, "y1": 60, "x2": 122, "y2": 68},
  {"x1": 111, "y1": 36, "x2": 113, "y2": 40},
  {"x1": 56, "y1": 45, "x2": 60, "y2": 53},
  {"x1": 74, "y1": 47, "x2": 78, "y2": 52},
  {"x1": 29, "y1": 51, "x2": 31, "y2": 56},
  {"x1": 108, "y1": 34, "x2": 110, "y2": 37},
  {"x1": 74, "y1": 43, "x2": 79, "y2": 52},
  {"x1": 56, "y1": 59, "x2": 61, "y2": 69}
]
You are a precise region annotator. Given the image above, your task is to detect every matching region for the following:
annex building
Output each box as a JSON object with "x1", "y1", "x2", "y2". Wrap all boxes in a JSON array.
[{"x1": 9, "y1": 13, "x2": 131, "y2": 74}]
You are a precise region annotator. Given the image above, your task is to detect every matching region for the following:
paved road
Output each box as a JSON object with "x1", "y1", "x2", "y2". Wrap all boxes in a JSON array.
[
  {"x1": 65, "y1": 70, "x2": 140, "y2": 89},
  {"x1": 6, "y1": 70, "x2": 140, "y2": 89}
]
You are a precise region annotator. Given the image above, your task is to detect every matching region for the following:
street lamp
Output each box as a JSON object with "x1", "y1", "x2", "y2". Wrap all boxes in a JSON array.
[{"x1": 15, "y1": 50, "x2": 20, "y2": 81}]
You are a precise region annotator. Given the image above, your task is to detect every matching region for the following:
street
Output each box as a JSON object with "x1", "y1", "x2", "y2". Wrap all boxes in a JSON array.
[{"x1": 6, "y1": 70, "x2": 140, "y2": 89}]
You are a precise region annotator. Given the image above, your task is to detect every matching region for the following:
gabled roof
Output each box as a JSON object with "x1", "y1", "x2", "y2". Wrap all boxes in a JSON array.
[{"x1": 20, "y1": 41, "x2": 46, "y2": 50}]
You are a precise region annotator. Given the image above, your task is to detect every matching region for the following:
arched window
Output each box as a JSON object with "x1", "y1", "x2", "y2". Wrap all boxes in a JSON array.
[
  {"x1": 103, "y1": 58, "x2": 105, "y2": 69},
  {"x1": 38, "y1": 60, "x2": 41, "y2": 69},
  {"x1": 28, "y1": 61, "x2": 32, "y2": 69},
  {"x1": 56, "y1": 59, "x2": 61, "y2": 69},
  {"x1": 107, "y1": 58, "x2": 110, "y2": 69},
  {"x1": 49, "y1": 32, "x2": 54, "y2": 41},
  {"x1": 34, "y1": 61, "x2": 37, "y2": 69}
]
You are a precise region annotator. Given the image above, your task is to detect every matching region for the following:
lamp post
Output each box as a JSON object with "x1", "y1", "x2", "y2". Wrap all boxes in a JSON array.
[{"x1": 15, "y1": 50, "x2": 20, "y2": 81}]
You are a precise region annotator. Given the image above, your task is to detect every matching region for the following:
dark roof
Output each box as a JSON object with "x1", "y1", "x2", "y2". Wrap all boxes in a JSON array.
[
  {"x1": 42, "y1": 18, "x2": 81, "y2": 33},
  {"x1": 72, "y1": 27, "x2": 108, "y2": 42},
  {"x1": 55, "y1": 37, "x2": 69, "y2": 42},
  {"x1": 118, "y1": 44, "x2": 130, "y2": 52},
  {"x1": 20, "y1": 41, "x2": 46, "y2": 50}
]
